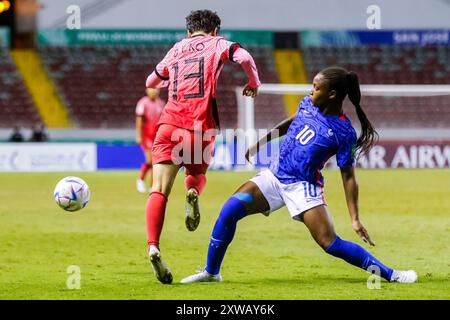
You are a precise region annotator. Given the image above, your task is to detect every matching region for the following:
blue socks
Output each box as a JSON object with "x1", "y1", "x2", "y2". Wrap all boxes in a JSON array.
[
  {"x1": 205, "y1": 194, "x2": 249, "y2": 275},
  {"x1": 204, "y1": 194, "x2": 394, "y2": 281},
  {"x1": 326, "y1": 236, "x2": 393, "y2": 281}
]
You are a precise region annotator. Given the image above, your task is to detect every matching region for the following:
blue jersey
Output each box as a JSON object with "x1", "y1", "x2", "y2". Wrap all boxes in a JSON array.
[{"x1": 270, "y1": 96, "x2": 357, "y2": 186}]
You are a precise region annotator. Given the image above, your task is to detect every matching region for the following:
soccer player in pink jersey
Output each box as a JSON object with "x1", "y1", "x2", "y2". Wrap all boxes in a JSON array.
[
  {"x1": 135, "y1": 88, "x2": 165, "y2": 193},
  {"x1": 144, "y1": 9, "x2": 261, "y2": 284}
]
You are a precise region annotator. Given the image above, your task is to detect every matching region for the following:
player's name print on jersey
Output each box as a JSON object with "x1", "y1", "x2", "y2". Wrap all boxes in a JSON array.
[{"x1": 173, "y1": 41, "x2": 206, "y2": 57}]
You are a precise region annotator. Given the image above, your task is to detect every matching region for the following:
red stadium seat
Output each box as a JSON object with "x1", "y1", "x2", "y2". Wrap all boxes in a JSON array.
[
  {"x1": 38, "y1": 45, "x2": 285, "y2": 129},
  {"x1": 302, "y1": 45, "x2": 450, "y2": 128},
  {"x1": 0, "y1": 48, "x2": 41, "y2": 128}
]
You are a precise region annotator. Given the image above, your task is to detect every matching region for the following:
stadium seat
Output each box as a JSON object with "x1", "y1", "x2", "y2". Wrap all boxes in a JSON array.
[
  {"x1": 39, "y1": 45, "x2": 285, "y2": 129},
  {"x1": 0, "y1": 48, "x2": 41, "y2": 128},
  {"x1": 302, "y1": 45, "x2": 450, "y2": 128}
]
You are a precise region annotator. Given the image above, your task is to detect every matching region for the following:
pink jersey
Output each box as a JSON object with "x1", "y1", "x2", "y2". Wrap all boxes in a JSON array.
[
  {"x1": 135, "y1": 96, "x2": 165, "y2": 140},
  {"x1": 147, "y1": 35, "x2": 260, "y2": 131}
]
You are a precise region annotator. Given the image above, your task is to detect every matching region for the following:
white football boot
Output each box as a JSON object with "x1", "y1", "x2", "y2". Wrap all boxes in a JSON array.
[
  {"x1": 185, "y1": 188, "x2": 200, "y2": 231},
  {"x1": 180, "y1": 270, "x2": 222, "y2": 284},
  {"x1": 390, "y1": 270, "x2": 418, "y2": 283},
  {"x1": 148, "y1": 245, "x2": 173, "y2": 284},
  {"x1": 136, "y1": 179, "x2": 148, "y2": 193}
]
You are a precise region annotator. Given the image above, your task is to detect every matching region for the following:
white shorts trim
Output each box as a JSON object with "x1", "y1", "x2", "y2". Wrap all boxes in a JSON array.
[{"x1": 250, "y1": 169, "x2": 325, "y2": 221}]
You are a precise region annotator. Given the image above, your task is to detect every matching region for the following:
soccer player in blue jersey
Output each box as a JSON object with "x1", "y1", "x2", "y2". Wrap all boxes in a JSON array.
[{"x1": 181, "y1": 66, "x2": 417, "y2": 284}]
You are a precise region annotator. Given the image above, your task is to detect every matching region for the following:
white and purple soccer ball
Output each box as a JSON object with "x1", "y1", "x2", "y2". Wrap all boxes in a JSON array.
[{"x1": 54, "y1": 176, "x2": 90, "y2": 212}]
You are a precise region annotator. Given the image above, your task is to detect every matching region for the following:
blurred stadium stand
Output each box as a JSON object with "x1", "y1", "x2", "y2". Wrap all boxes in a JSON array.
[
  {"x1": 1, "y1": 40, "x2": 450, "y2": 132},
  {"x1": 302, "y1": 46, "x2": 450, "y2": 128},
  {"x1": 0, "y1": 47, "x2": 41, "y2": 127},
  {"x1": 38, "y1": 44, "x2": 284, "y2": 129},
  {"x1": 0, "y1": 0, "x2": 448, "y2": 142}
]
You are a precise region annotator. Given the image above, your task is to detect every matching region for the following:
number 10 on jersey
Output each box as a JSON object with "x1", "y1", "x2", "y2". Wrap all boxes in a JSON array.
[{"x1": 296, "y1": 125, "x2": 315, "y2": 145}]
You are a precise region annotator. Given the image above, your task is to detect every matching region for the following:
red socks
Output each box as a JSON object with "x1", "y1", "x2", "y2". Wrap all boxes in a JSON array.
[
  {"x1": 146, "y1": 191, "x2": 167, "y2": 249},
  {"x1": 140, "y1": 163, "x2": 152, "y2": 180},
  {"x1": 145, "y1": 174, "x2": 206, "y2": 250},
  {"x1": 185, "y1": 173, "x2": 206, "y2": 195}
]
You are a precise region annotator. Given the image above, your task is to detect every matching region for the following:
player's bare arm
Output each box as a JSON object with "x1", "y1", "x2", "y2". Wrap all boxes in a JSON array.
[
  {"x1": 246, "y1": 116, "x2": 295, "y2": 162},
  {"x1": 340, "y1": 167, "x2": 375, "y2": 246},
  {"x1": 135, "y1": 116, "x2": 143, "y2": 144}
]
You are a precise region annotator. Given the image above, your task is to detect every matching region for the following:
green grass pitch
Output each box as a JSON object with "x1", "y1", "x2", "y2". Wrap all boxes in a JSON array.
[{"x1": 0, "y1": 169, "x2": 449, "y2": 300}]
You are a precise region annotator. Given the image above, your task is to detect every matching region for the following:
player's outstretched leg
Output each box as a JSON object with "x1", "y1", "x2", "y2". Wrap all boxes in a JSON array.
[
  {"x1": 146, "y1": 163, "x2": 179, "y2": 284},
  {"x1": 326, "y1": 236, "x2": 417, "y2": 283},
  {"x1": 181, "y1": 182, "x2": 269, "y2": 284},
  {"x1": 181, "y1": 194, "x2": 246, "y2": 283},
  {"x1": 303, "y1": 205, "x2": 417, "y2": 283},
  {"x1": 146, "y1": 191, "x2": 172, "y2": 284},
  {"x1": 184, "y1": 173, "x2": 206, "y2": 232}
]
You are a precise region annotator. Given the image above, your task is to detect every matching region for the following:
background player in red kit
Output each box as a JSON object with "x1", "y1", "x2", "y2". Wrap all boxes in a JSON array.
[
  {"x1": 145, "y1": 9, "x2": 261, "y2": 284},
  {"x1": 135, "y1": 88, "x2": 165, "y2": 193}
]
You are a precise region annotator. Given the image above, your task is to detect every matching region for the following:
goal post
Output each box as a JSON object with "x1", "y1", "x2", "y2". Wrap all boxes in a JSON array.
[
  {"x1": 232, "y1": 84, "x2": 450, "y2": 170},
  {"x1": 236, "y1": 84, "x2": 450, "y2": 132}
]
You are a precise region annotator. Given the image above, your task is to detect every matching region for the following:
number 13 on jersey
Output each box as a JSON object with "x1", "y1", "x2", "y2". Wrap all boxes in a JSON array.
[{"x1": 171, "y1": 57, "x2": 205, "y2": 101}]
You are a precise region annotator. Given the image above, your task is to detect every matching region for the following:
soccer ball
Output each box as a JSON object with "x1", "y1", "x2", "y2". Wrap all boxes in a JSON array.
[{"x1": 54, "y1": 176, "x2": 90, "y2": 212}]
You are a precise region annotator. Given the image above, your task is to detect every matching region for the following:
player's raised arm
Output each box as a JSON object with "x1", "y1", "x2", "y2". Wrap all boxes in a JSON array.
[{"x1": 231, "y1": 46, "x2": 261, "y2": 97}]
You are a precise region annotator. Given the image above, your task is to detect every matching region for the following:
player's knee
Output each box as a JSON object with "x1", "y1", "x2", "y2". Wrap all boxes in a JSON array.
[
  {"x1": 150, "y1": 182, "x2": 171, "y2": 196},
  {"x1": 317, "y1": 232, "x2": 337, "y2": 251},
  {"x1": 150, "y1": 184, "x2": 162, "y2": 194},
  {"x1": 218, "y1": 194, "x2": 251, "y2": 223}
]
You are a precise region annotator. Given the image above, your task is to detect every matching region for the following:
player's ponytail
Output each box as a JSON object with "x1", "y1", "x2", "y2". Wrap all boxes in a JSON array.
[
  {"x1": 346, "y1": 71, "x2": 378, "y2": 156},
  {"x1": 320, "y1": 66, "x2": 378, "y2": 156}
]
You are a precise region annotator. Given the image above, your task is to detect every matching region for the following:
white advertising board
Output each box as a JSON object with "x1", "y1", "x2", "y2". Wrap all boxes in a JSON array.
[{"x1": 0, "y1": 143, "x2": 97, "y2": 172}]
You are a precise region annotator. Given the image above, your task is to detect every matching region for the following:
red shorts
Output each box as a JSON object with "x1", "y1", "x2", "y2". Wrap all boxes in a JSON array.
[{"x1": 152, "y1": 124, "x2": 215, "y2": 175}]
